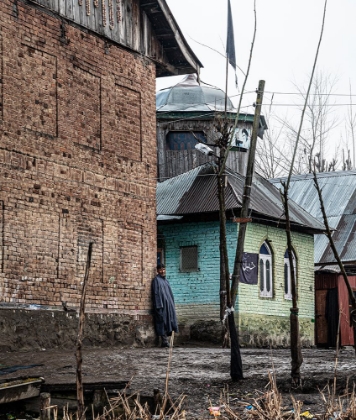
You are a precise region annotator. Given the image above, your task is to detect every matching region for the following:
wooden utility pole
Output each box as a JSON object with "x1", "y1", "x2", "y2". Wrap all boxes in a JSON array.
[
  {"x1": 228, "y1": 80, "x2": 265, "y2": 381},
  {"x1": 230, "y1": 80, "x2": 265, "y2": 306}
]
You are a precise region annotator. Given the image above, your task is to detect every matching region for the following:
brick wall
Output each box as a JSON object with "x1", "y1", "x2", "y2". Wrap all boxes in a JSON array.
[
  {"x1": 159, "y1": 220, "x2": 315, "y2": 346},
  {"x1": 0, "y1": 0, "x2": 157, "y2": 346}
]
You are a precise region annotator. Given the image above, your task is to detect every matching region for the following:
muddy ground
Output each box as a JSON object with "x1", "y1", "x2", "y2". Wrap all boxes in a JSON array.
[{"x1": 1, "y1": 344, "x2": 356, "y2": 418}]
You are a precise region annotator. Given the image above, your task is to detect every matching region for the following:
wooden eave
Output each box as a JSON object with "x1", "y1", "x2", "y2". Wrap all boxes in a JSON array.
[{"x1": 140, "y1": 0, "x2": 203, "y2": 76}]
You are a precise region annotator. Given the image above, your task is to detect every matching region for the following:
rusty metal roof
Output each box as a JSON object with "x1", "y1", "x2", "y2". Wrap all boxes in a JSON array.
[
  {"x1": 270, "y1": 171, "x2": 356, "y2": 266},
  {"x1": 157, "y1": 163, "x2": 325, "y2": 234}
]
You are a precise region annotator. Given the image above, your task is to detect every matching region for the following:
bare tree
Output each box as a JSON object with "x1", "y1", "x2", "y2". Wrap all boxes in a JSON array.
[
  {"x1": 281, "y1": 0, "x2": 328, "y2": 384},
  {"x1": 216, "y1": 0, "x2": 258, "y2": 381},
  {"x1": 275, "y1": 71, "x2": 339, "y2": 175},
  {"x1": 255, "y1": 112, "x2": 291, "y2": 178},
  {"x1": 343, "y1": 82, "x2": 356, "y2": 170}
]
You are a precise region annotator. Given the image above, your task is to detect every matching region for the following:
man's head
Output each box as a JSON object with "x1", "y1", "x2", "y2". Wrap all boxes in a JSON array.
[{"x1": 157, "y1": 263, "x2": 166, "y2": 276}]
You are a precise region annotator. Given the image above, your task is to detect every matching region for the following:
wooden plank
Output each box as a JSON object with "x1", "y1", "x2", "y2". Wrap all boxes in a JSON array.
[
  {"x1": 73, "y1": 0, "x2": 83, "y2": 28},
  {"x1": 66, "y1": 0, "x2": 75, "y2": 21},
  {"x1": 338, "y1": 278, "x2": 355, "y2": 346},
  {"x1": 51, "y1": 0, "x2": 58, "y2": 10},
  {"x1": 142, "y1": 13, "x2": 150, "y2": 57},
  {"x1": 102, "y1": 0, "x2": 111, "y2": 38},
  {"x1": 132, "y1": 0, "x2": 139, "y2": 51},
  {"x1": 118, "y1": 0, "x2": 125, "y2": 44},
  {"x1": 315, "y1": 289, "x2": 328, "y2": 345},
  {"x1": 87, "y1": 0, "x2": 96, "y2": 32},
  {"x1": 124, "y1": 0, "x2": 133, "y2": 48},
  {"x1": 233, "y1": 217, "x2": 252, "y2": 223},
  {"x1": 59, "y1": 0, "x2": 65, "y2": 16},
  {"x1": 0, "y1": 378, "x2": 43, "y2": 405},
  {"x1": 107, "y1": 0, "x2": 119, "y2": 42},
  {"x1": 94, "y1": 0, "x2": 104, "y2": 37}
]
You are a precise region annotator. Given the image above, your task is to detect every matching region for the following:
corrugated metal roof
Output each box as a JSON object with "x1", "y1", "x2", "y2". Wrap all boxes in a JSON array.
[
  {"x1": 270, "y1": 171, "x2": 356, "y2": 265},
  {"x1": 157, "y1": 163, "x2": 325, "y2": 233}
]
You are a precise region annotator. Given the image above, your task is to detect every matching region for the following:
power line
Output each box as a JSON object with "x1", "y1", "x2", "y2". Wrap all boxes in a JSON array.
[
  {"x1": 264, "y1": 91, "x2": 356, "y2": 97},
  {"x1": 263, "y1": 103, "x2": 356, "y2": 107}
]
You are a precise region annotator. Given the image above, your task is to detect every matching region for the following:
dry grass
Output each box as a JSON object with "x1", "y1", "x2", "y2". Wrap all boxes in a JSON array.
[
  {"x1": 43, "y1": 374, "x2": 356, "y2": 420},
  {"x1": 47, "y1": 330, "x2": 356, "y2": 419},
  {"x1": 55, "y1": 389, "x2": 186, "y2": 420}
]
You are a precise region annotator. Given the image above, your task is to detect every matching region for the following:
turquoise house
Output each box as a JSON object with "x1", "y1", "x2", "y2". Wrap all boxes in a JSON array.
[{"x1": 157, "y1": 163, "x2": 325, "y2": 347}]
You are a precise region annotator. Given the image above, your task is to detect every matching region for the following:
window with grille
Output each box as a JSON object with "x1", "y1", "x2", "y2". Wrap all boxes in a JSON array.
[
  {"x1": 259, "y1": 242, "x2": 273, "y2": 298},
  {"x1": 284, "y1": 250, "x2": 297, "y2": 300},
  {"x1": 180, "y1": 246, "x2": 198, "y2": 272}
]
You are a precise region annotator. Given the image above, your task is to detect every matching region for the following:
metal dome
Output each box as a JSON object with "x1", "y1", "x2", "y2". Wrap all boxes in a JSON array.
[{"x1": 156, "y1": 74, "x2": 235, "y2": 112}]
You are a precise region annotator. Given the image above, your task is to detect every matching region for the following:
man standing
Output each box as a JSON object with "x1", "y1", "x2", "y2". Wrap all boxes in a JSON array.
[{"x1": 151, "y1": 264, "x2": 178, "y2": 347}]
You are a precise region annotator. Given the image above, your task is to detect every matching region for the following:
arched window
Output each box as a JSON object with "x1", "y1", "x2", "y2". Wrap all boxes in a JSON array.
[
  {"x1": 284, "y1": 250, "x2": 297, "y2": 300},
  {"x1": 259, "y1": 242, "x2": 273, "y2": 298}
]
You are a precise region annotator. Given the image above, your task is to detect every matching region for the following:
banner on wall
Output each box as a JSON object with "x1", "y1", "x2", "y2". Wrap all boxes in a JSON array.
[{"x1": 240, "y1": 252, "x2": 259, "y2": 285}]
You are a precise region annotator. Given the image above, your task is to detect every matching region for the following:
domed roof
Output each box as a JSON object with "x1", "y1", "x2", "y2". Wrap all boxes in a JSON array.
[{"x1": 156, "y1": 74, "x2": 235, "y2": 112}]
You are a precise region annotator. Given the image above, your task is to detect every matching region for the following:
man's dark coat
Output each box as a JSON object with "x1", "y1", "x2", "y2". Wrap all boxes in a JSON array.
[{"x1": 151, "y1": 274, "x2": 178, "y2": 336}]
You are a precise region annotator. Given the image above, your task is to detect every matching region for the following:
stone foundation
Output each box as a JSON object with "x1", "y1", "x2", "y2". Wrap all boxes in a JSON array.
[
  {"x1": 0, "y1": 308, "x2": 156, "y2": 352},
  {"x1": 239, "y1": 313, "x2": 314, "y2": 348},
  {"x1": 183, "y1": 314, "x2": 314, "y2": 348}
]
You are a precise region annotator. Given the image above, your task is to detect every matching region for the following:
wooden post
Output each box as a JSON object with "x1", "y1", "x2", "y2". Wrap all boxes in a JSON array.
[
  {"x1": 40, "y1": 392, "x2": 51, "y2": 420},
  {"x1": 229, "y1": 80, "x2": 265, "y2": 381},
  {"x1": 230, "y1": 80, "x2": 265, "y2": 306},
  {"x1": 76, "y1": 242, "x2": 93, "y2": 419}
]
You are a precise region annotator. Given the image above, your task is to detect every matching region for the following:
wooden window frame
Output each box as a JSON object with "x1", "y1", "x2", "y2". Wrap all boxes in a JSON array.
[{"x1": 259, "y1": 242, "x2": 273, "y2": 298}]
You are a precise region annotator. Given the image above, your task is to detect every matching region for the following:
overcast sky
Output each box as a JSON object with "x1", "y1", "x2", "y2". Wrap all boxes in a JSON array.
[{"x1": 156, "y1": 0, "x2": 356, "y2": 156}]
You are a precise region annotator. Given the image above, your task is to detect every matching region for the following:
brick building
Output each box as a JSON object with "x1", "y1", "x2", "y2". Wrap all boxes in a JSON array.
[{"x1": 0, "y1": 0, "x2": 201, "y2": 350}]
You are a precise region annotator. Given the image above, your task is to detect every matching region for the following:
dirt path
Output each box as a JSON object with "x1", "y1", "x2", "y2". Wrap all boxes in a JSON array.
[{"x1": 1, "y1": 345, "x2": 356, "y2": 418}]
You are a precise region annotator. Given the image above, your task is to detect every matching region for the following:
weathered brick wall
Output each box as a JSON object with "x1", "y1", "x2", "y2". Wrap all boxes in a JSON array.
[
  {"x1": 0, "y1": 0, "x2": 157, "y2": 346},
  {"x1": 159, "y1": 220, "x2": 315, "y2": 347}
]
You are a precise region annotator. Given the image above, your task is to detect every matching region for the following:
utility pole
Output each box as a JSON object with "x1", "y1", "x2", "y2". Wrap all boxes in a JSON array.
[
  {"x1": 230, "y1": 80, "x2": 265, "y2": 305},
  {"x1": 228, "y1": 80, "x2": 265, "y2": 381}
]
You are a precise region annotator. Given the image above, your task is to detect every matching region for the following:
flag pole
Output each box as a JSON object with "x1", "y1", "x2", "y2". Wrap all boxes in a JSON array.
[{"x1": 225, "y1": 53, "x2": 229, "y2": 114}]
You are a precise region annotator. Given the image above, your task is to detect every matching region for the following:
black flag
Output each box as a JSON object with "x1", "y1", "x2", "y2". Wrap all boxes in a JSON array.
[
  {"x1": 226, "y1": 0, "x2": 237, "y2": 86},
  {"x1": 240, "y1": 253, "x2": 259, "y2": 285}
]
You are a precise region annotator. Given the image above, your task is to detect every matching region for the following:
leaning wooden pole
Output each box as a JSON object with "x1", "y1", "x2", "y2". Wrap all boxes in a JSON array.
[
  {"x1": 228, "y1": 80, "x2": 265, "y2": 381},
  {"x1": 230, "y1": 80, "x2": 265, "y2": 305},
  {"x1": 76, "y1": 242, "x2": 93, "y2": 419}
]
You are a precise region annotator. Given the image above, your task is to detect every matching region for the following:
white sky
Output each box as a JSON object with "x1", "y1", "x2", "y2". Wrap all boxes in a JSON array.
[{"x1": 156, "y1": 0, "x2": 356, "y2": 162}]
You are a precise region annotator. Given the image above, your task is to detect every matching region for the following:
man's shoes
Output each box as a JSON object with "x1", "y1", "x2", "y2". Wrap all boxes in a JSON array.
[{"x1": 161, "y1": 342, "x2": 170, "y2": 348}]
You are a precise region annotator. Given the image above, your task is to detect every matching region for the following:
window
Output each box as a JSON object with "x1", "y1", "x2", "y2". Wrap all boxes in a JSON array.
[
  {"x1": 284, "y1": 250, "x2": 296, "y2": 300},
  {"x1": 166, "y1": 131, "x2": 207, "y2": 151},
  {"x1": 259, "y1": 242, "x2": 273, "y2": 298},
  {"x1": 180, "y1": 246, "x2": 198, "y2": 272}
]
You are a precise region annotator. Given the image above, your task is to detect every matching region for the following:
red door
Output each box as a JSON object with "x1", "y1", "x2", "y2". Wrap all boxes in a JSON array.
[{"x1": 315, "y1": 289, "x2": 328, "y2": 345}]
